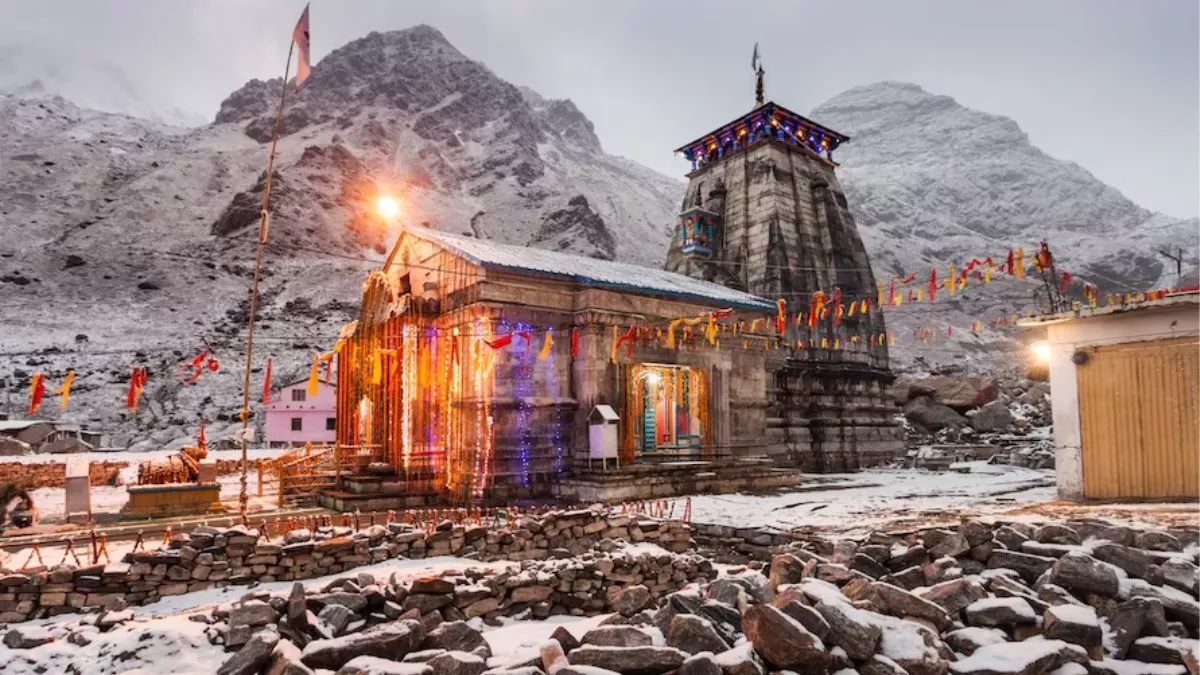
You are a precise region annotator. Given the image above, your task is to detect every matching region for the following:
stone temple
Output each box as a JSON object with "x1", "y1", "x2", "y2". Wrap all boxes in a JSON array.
[
  {"x1": 314, "y1": 87, "x2": 905, "y2": 509},
  {"x1": 665, "y1": 97, "x2": 904, "y2": 472}
]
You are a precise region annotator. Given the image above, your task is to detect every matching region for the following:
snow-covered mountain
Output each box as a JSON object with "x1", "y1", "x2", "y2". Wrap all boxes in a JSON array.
[
  {"x1": 811, "y1": 82, "x2": 1198, "y2": 371},
  {"x1": 0, "y1": 44, "x2": 205, "y2": 128},
  {"x1": 0, "y1": 31, "x2": 1192, "y2": 445},
  {"x1": 0, "y1": 25, "x2": 681, "y2": 446},
  {"x1": 815, "y1": 82, "x2": 1196, "y2": 291}
]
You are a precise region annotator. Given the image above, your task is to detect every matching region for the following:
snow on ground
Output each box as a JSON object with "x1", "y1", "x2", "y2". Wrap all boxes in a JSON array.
[
  {"x1": 0, "y1": 613, "x2": 222, "y2": 675},
  {"x1": 17, "y1": 448, "x2": 285, "y2": 527},
  {"x1": 0, "y1": 556, "x2": 506, "y2": 675},
  {"x1": 688, "y1": 462, "x2": 1056, "y2": 535},
  {"x1": 483, "y1": 614, "x2": 611, "y2": 665},
  {"x1": 30, "y1": 467, "x2": 272, "y2": 522}
]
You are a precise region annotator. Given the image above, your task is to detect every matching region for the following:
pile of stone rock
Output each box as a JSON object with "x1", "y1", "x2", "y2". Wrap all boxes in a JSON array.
[
  {"x1": 4, "y1": 518, "x2": 1198, "y2": 675},
  {"x1": 0, "y1": 507, "x2": 693, "y2": 623},
  {"x1": 220, "y1": 517, "x2": 1196, "y2": 674},
  {"x1": 893, "y1": 375, "x2": 1053, "y2": 440}
]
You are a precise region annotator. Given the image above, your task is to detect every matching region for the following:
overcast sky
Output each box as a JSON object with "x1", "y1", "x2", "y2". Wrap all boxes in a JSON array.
[{"x1": 2, "y1": 0, "x2": 1197, "y2": 218}]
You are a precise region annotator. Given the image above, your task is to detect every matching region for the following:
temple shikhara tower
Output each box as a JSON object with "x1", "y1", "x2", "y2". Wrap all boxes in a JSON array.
[{"x1": 665, "y1": 59, "x2": 904, "y2": 471}]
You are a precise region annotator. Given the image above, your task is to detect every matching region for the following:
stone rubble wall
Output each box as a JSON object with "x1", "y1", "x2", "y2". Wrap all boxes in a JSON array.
[
  {"x1": 0, "y1": 507, "x2": 692, "y2": 624},
  {"x1": 0, "y1": 458, "x2": 262, "y2": 490},
  {"x1": 0, "y1": 461, "x2": 128, "y2": 489}
]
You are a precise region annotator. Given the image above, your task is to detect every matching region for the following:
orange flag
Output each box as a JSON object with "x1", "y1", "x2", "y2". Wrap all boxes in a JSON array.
[
  {"x1": 56, "y1": 370, "x2": 75, "y2": 411},
  {"x1": 293, "y1": 4, "x2": 312, "y2": 91}
]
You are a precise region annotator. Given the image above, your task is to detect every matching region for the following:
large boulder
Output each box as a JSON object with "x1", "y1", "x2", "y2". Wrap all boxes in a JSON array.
[
  {"x1": 964, "y1": 598, "x2": 1037, "y2": 628},
  {"x1": 903, "y1": 396, "x2": 969, "y2": 433},
  {"x1": 986, "y1": 550, "x2": 1057, "y2": 584},
  {"x1": 768, "y1": 554, "x2": 808, "y2": 589},
  {"x1": 677, "y1": 653, "x2": 723, "y2": 675},
  {"x1": 869, "y1": 582, "x2": 953, "y2": 630},
  {"x1": 666, "y1": 615, "x2": 729, "y2": 655},
  {"x1": 567, "y1": 646, "x2": 688, "y2": 675},
  {"x1": 918, "y1": 578, "x2": 988, "y2": 615},
  {"x1": 969, "y1": 402, "x2": 1014, "y2": 433},
  {"x1": 423, "y1": 622, "x2": 486, "y2": 653},
  {"x1": 425, "y1": 651, "x2": 488, "y2": 675},
  {"x1": 1090, "y1": 543, "x2": 1151, "y2": 579},
  {"x1": 712, "y1": 644, "x2": 765, "y2": 675},
  {"x1": 1048, "y1": 552, "x2": 1120, "y2": 598},
  {"x1": 219, "y1": 631, "x2": 281, "y2": 675},
  {"x1": 873, "y1": 613, "x2": 951, "y2": 675},
  {"x1": 1042, "y1": 605, "x2": 1103, "y2": 657},
  {"x1": 302, "y1": 620, "x2": 425, "y2": 671},
  {"x1": 947, "y1": 640, "x2": 1085, "y2": 675},
  {"x1": 893, "y1": 376, "x2": 999, "y2": 409},
  {"x1": 778, "y1": 601, "x2": 831, "y2": 640},
  {"x1": 943, "y1": 627, "x2": 1008, "y2": 656},
  {"x1": 814, "y1": 600, "x2": 881, "y2": 661},
  {"x1": 742, "y1": 604, "x2": 829, "y2": 674},
  {"x1": 580, "y1": 626, "x2": 653, "y2": 648},
  {"x1": 610, "y1": 585, "x2": 653, "y2": 617}
]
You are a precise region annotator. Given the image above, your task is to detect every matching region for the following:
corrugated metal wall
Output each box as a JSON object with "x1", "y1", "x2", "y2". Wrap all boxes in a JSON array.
[{"x1": 1077, "y1": 337, "x2": 1199, "y2": 499}]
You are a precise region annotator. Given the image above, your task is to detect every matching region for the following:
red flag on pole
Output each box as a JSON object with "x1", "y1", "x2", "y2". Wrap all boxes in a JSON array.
[
  {"x1": 262, "y1": 357, "x2": 273, "y2": 405},
  {"x1": 293, "y1": 4, "x2": 311, "y2": 91}
]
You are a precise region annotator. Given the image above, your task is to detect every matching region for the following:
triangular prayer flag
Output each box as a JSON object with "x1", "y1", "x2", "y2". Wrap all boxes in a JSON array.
[
  {"x1": 29, "y1": 373, "x2": 45, "y2": 415},
  {"x1": 308, "y1": 354, "x2": 321, "y2": 395},
  {"x1": 486, "y1": 334, "x2": 513, "y2": 350},
  {"x1": 292, "y1": 4, "x2": 312, "y2": 91},
  {"x1": 570, "y1": 328, "x2": 580, "y2": 357},
  {"x1": 262, "y1": 357, "x2": 273, "y2": 405},
  {"x1": 57, "y1": 370, "x2": 75, "y2": 411},
  {"x1": 538, "y1": 331, "x2": 554, "y2": 361}
]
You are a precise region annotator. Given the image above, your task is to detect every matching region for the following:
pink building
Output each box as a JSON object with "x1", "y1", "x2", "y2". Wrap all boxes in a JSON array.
[{"x1": 265, "y1": 379, "x2": 336, "y2": 448}]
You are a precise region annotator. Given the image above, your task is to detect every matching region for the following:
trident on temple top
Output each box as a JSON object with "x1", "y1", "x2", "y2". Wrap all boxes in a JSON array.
[{"x1": 752, "y1": 42, "x2": 765, "y2": 107}]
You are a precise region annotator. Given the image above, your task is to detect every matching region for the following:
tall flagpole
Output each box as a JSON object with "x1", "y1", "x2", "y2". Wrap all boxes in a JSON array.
[{"x1": 238, "y1": 38, "x2": 296, "y2": 522}]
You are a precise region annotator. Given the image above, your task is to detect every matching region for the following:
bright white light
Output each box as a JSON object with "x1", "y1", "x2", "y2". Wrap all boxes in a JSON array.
[
  {"x1": 1032, "y1": 342, "x2": 1051, "y2": 363},
  {"x1": 377, "y1": 194, "x2": 401, "y2": 221},
  {"x1": 644, "y1": 371, "x2": 662, "y2": 385}
]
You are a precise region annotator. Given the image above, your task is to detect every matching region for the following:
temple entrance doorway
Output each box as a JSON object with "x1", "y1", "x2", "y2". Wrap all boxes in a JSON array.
[{"x1": 629, "y1": 363, "x2": 709, "y2": 457}]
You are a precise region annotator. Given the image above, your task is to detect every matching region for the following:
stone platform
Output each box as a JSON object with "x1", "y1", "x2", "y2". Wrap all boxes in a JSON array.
[
  {"x1": 553, "y1": 457, "x2": 804, "y2": 503},
  {"x1": 313, "y1": 458, "x2": 803, "y2": 510},
  {"x1": 120, "y1": 483, "x2": 224, "y2": 520},
  {"x1": 316, "y1": 474, "x2": 441, "y2": 512}
]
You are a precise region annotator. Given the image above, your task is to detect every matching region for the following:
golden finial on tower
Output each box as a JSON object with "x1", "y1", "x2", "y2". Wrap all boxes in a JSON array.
[{"x1": 752, "y1": 42, "x2": 765, "y2": 107}]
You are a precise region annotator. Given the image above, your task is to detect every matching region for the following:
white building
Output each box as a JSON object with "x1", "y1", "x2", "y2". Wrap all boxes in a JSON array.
[{"x1": 1022, "y1": 291, "x2": 1198, "y2": 501}]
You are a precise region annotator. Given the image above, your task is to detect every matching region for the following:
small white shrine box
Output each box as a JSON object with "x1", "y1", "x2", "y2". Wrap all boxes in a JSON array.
[
  {"x1": 64, "y1": 454, "x2": 92, "y2": 522},
  {"x1": 588, "y1": 405, "x2": 620, "y2": 470}
]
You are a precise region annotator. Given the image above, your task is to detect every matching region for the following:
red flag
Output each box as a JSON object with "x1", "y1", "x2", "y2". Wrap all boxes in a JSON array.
[
  {"x1": 486, "y1": 334, "x2": 513, "y2": 350},
  {"x1": 1059, "y1": 272, "x2": 1072, "y2": 294},
  {"x1": 293, "y1": 4, "x2": 311, "y2": 92},
  {"x1": 262, "y1": 357, "x2": 273, "y2": 405},
  {"x1": 928, "y1": 268, "x2": 938, "y2": 302},
  {"x1": 127, "y1": 367, "x2": 148, "y2": 410},
  {"x1": 29, "y1": 373, "x2": 45, "y2": 415},
  {"x1": 570, "y1": 328, "x2": 580, "y2": 358}
]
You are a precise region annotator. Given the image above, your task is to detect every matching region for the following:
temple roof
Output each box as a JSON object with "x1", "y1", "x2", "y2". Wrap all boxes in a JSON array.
[
  {"x1": 673, "y1": 101, "x2": 850, "y2": 156},
  {"x1": 397, "y1": 227, "x2": 775, "y2": 312}
]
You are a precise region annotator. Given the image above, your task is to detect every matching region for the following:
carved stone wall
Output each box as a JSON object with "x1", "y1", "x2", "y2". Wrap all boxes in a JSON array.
[{"x1": 667, "y1": 138, "x2": 905, "y2": 471}]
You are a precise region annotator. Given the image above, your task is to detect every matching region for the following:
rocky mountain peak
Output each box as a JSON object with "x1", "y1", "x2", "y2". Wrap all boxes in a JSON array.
[
  {"x1": 520, "y1": 87, "x2": 602, "y2": 154},
  {"x1": 529, "y1": 194, "x2": 616, "y2": 260}
]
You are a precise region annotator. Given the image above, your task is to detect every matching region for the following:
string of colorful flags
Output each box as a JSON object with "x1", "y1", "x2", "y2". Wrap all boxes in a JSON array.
[{"x1": 19, "y1": 243, "x2": 1192, "y2": 415}]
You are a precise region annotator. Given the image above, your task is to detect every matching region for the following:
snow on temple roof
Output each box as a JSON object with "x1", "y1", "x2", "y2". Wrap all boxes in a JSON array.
[{"x1": 406, "y1": 227, "x2": 775, "y2": 311}]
